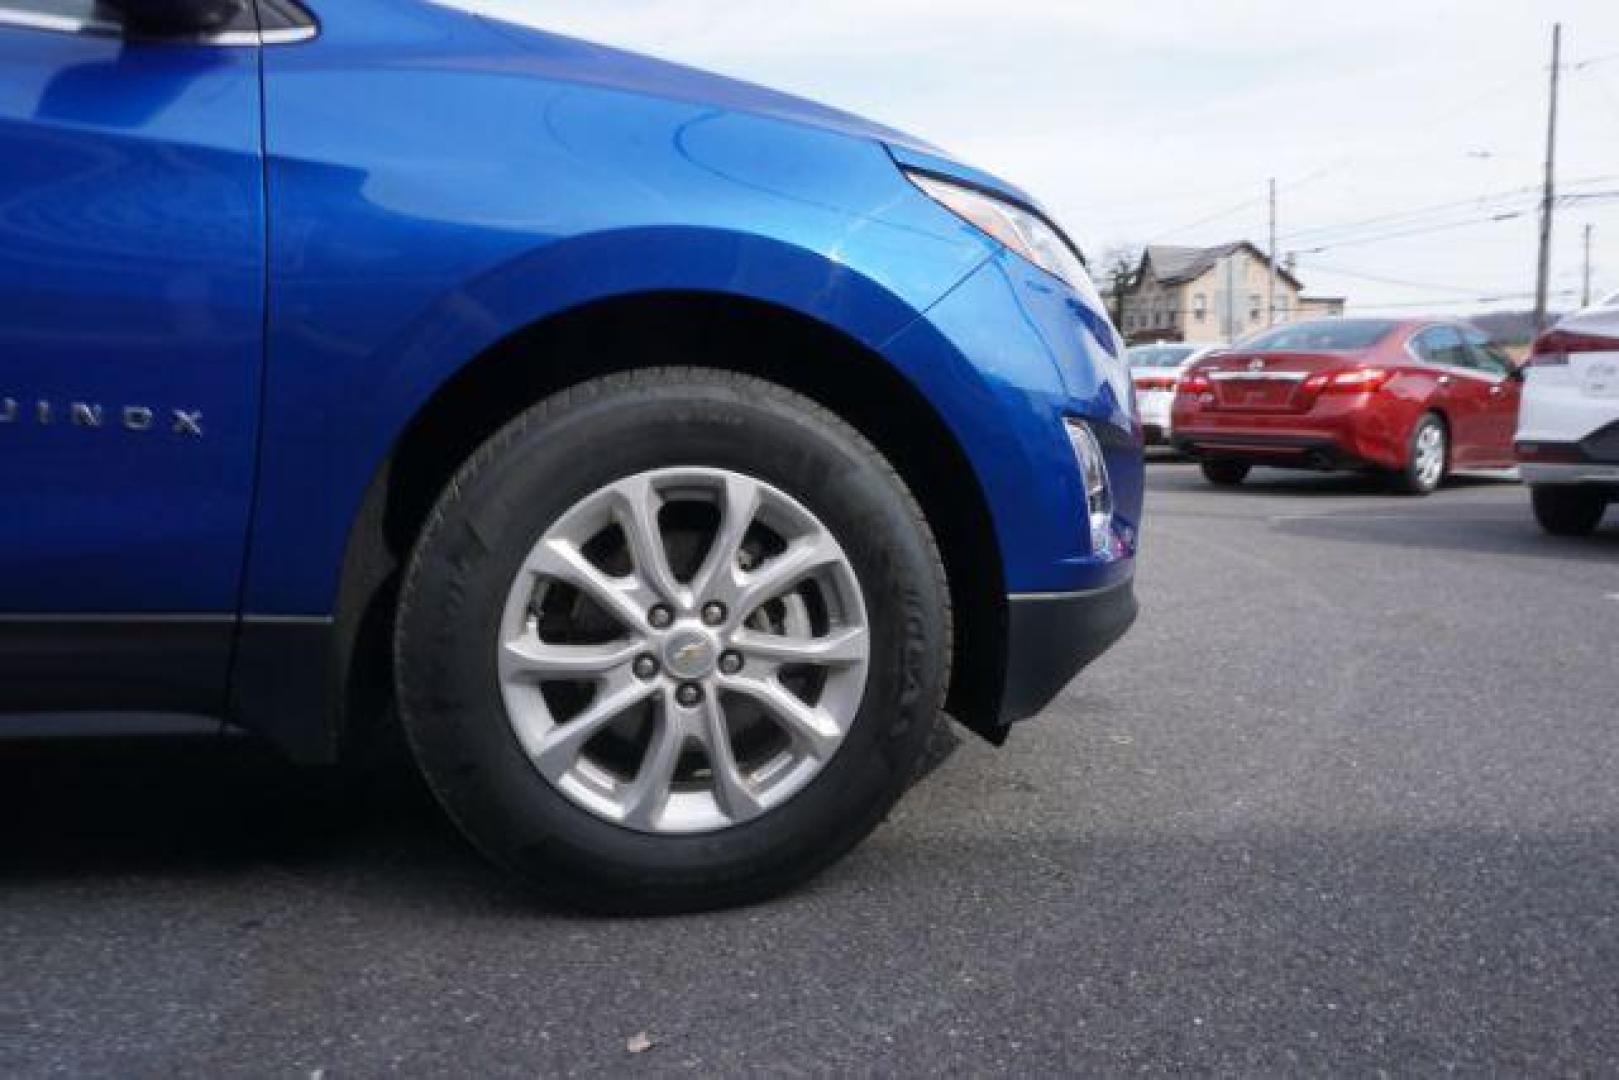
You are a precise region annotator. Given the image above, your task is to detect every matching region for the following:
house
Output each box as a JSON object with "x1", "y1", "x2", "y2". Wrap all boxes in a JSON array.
[{"x1": 1116, "y1": 242, "x2": 1346, "y2": 345}]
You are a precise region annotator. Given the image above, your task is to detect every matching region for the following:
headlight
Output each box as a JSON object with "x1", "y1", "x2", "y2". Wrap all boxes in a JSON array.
[{"x1": 905, "y1": 169, "x2": 1096, "y2": 297}]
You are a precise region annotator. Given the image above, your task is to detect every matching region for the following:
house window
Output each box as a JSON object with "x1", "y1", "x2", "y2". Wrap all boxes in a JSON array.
[
  {"x1": 1192, "y1": 293, "x2": 1206, "y2": 321},
  {"x1": 1249, "y1": 294, "x2": 1262, "y2": 321}
]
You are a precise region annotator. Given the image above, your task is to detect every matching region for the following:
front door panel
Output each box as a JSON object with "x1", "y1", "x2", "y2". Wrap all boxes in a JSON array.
[{"x1": 0, "y1": 18, "x2": 264, "y2": 616}]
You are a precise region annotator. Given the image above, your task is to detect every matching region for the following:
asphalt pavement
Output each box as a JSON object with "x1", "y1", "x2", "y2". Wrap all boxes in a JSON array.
[{"x1": 5, "y1": 462, "x2": 1619, "y2": 1076}]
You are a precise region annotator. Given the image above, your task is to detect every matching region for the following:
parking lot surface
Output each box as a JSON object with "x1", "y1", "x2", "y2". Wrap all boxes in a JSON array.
[{"x1": 5, "y1": 463, "x2": 1618, "y2": 1075}]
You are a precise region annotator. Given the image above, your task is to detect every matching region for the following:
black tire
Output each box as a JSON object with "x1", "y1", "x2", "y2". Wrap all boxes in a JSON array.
[
  {"x1": 1393, "y1": 412, "x2": 1448, "y2": 495},
  {"x1": 394, "y1": 368, "x2": 952, "y2": 914},
  {"x1": 1530, "y1": 485, "x2": 1608, "y2": 536},
  {"x1": 1200, "y1": 460, "x2": 1251, "y2": 487}
]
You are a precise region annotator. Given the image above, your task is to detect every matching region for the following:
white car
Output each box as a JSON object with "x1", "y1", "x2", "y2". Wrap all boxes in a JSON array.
[
  {"x1": 1515, "y1": 292, "x2": 1619, "y2": 535},
  {"x1": 1128, "y1": 342, "x2": 1228, "y2": 445}
]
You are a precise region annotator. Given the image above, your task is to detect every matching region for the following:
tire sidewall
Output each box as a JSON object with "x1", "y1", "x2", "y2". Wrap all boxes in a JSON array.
[
  {"x1": 1201, "y1": 460, "x2": 1250, "y2": 486},
  {"x1": 1403, "y1": 414, "x2": 1446, "y2": 494},
  {"x1": 1531, "y1": 484, "x2": 1607, "y2": 535},
  {"x1": 395, "y1": 373, "x2": 948, "y2": 907}
]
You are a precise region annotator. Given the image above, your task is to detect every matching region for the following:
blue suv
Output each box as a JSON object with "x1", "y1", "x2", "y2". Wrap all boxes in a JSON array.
[{"x1": 0, "y1": 0, "x2": 1141, "y2": 911}]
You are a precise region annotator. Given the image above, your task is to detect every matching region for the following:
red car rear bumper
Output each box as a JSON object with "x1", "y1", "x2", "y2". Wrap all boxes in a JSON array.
[{"x1": 1170, "y1": 396, "x2": 1409, "y2": 471}]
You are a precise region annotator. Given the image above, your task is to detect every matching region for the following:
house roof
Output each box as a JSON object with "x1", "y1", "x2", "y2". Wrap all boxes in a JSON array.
[{"x1": 1141, "y1": 242, "x2": 1303, "y2": 290}]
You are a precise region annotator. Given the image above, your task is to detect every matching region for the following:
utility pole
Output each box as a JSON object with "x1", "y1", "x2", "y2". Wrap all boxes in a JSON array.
[
  {"x1": 1222, "y1": 255, "x2": 1237, "y2": 341},
  {"x1": 1267, "y1": 177, "x2": 1279, "y2": 327},
  {"x1": 1533, "y1": 23, "x2": 1561, "y2": 331},
  {"x1": 1583, "y1": 223, "x2": 1594, "y2": 307}
]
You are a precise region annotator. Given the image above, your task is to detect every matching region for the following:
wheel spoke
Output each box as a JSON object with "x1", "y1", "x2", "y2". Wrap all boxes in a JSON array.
[
  {"x1": 722, "y1": 533, "x2": 842, "y2": 621},
  {"x1": 620, "y1": 700, "x2": 687, "y2": 828},
  {"x1": 690, "y1": 474, "x2": 761, "y2": 602},
  {"x1": 722, "y1": 675, "x2": 844, "y2": 760},
  {"x1": 530, "y1": 676, "x2": 658, "y2": 780},
  {"x1": 500, "y1": 635, "x2": 644, "y2": 681},
  {"x1": 697, "y1": 695, "x2": 765, "y2": 822},
  {"x1": 731, "y1": 625, "x2": 868, "y2": 672},
  {"x1": 611, "y1": 474, "x2": 684, "y2": 606},
  {"x1": 523, "y1": 538, "x2": 651, "y2": 632}
]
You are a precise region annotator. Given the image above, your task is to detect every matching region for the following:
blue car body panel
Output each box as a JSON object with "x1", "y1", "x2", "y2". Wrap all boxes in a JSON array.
[
  {"x1": 0, "y1": 28, "x2": 264, "y2": 614},
  {"x1": 0, "y1": 0, "x2": 1140, "y2": 750},
  {"x1": 247, "y1": 0, "x2": 1132, "y2": 612},
  {"x1": 884, "y1": 253, "x2": 1141, "y2": 593}
]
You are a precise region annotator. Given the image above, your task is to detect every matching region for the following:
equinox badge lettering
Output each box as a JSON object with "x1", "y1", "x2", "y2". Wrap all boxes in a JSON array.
[{"x1": 0, "y1": 397, "x2": 203, "y2": 436}]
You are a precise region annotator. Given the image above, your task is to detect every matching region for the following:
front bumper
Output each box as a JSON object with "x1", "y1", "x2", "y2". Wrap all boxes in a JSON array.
[
  {"x1": 999, "y1": 577, "x2": 1138, "y2": 723},
  {"x1": 1520, "y1": 462, "x2": 1619, "y2": 489},
  {"x1": 1517, "y1": 421, "x2": 1619, "y2": 488},
  {"x1": 879, "y1": 250, "x2": 1141, "y2": 737}
]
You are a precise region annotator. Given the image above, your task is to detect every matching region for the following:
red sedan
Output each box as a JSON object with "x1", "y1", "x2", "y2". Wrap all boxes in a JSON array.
[{"x1": 1170, "y1": 318, "x2": 1521, "y2": 494}]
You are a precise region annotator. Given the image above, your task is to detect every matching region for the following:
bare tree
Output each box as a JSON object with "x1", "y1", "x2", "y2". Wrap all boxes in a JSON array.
[{"x1": 1097, "y1": 244, "x2": 1143, "y2": 329}]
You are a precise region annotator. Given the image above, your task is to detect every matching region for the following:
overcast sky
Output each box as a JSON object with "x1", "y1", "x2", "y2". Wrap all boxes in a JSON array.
[{"x1": 475, "y1": 1, "x2": 1619, "y2": 316}]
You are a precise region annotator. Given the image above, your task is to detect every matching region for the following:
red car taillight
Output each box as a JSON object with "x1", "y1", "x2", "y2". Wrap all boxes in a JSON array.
[
  {"x1": 1303, "y1": 367, "x2": 1393, "y2": 394},
  {"x1": 1528, "y1": 329, "x2": 1616, "y2": 367},
  {"x1": 1179, "y1": 371, "x2": 1212, "y2": 395},
  {"x1": 1133, "y1": 375, "x2": 1179, "y2": 392}
]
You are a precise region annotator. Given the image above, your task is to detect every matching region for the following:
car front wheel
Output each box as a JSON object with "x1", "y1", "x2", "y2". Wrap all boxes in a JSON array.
[
  {"x1": 394, "y1": 368, "x2": 952, "y2": 914},
  {"x1": 1530, "y1": 485, "x2": 1608, "y2": 536}
]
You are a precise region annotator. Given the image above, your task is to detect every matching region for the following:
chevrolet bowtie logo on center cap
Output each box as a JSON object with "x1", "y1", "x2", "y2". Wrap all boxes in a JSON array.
[{"x1": 664, "y1": 631, "x2": 718, "y2": 679}]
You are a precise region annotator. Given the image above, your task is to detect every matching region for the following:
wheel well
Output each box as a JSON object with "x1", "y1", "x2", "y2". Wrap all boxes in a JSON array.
[
  {"x1": 333, "y1": 292, "x2": 1008, "y2": 753},
  {"x1": 1423, "y1": 407, "x2": 1452, "y2": 459}
]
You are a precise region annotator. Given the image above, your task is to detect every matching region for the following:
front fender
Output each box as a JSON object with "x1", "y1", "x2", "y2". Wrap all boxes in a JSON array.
[
  {"x1": 249, "y1": 0, "x2": 991, "y2": 614},
  {"x1": 243, "y1": 228, "x2": 980, "y2": 613}
]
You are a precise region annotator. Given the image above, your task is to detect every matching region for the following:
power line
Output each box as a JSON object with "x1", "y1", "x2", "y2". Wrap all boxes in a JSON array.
[
  {"x1": 1276, "y1": 175, "x2": 1619, "y2": 247},
  {"x1": 1140, "y1": 62, "x2": 1550, "y2": 246},
  {"x1": 1350, "y1": 289, "x2": 1580, "y2": 311},
  {"x1": 1259, "y1": 66, "x2": 1538, "y2": 199},
  {"x1": 1145, "y1": 194, "x2": 1268, "y2": 243},
  {"x1": 1293, "y1": 261, "x2": 1503, "y2": 295},
  {"x1": 1277, "y1": 186, "x2": 1539, "y2": 245},
  {"x1": 1293, "y1": 211, "x2": 1528, "y2": 255}
]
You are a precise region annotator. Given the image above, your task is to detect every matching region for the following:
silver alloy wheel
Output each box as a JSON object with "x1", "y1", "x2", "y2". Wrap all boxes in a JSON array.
[
  {"x1": 1414, "y1": 422, "x2": 1446, "y2": 489},
  {"x1": 497, "y1": 468, "x2": 870, "y2": 835}
]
